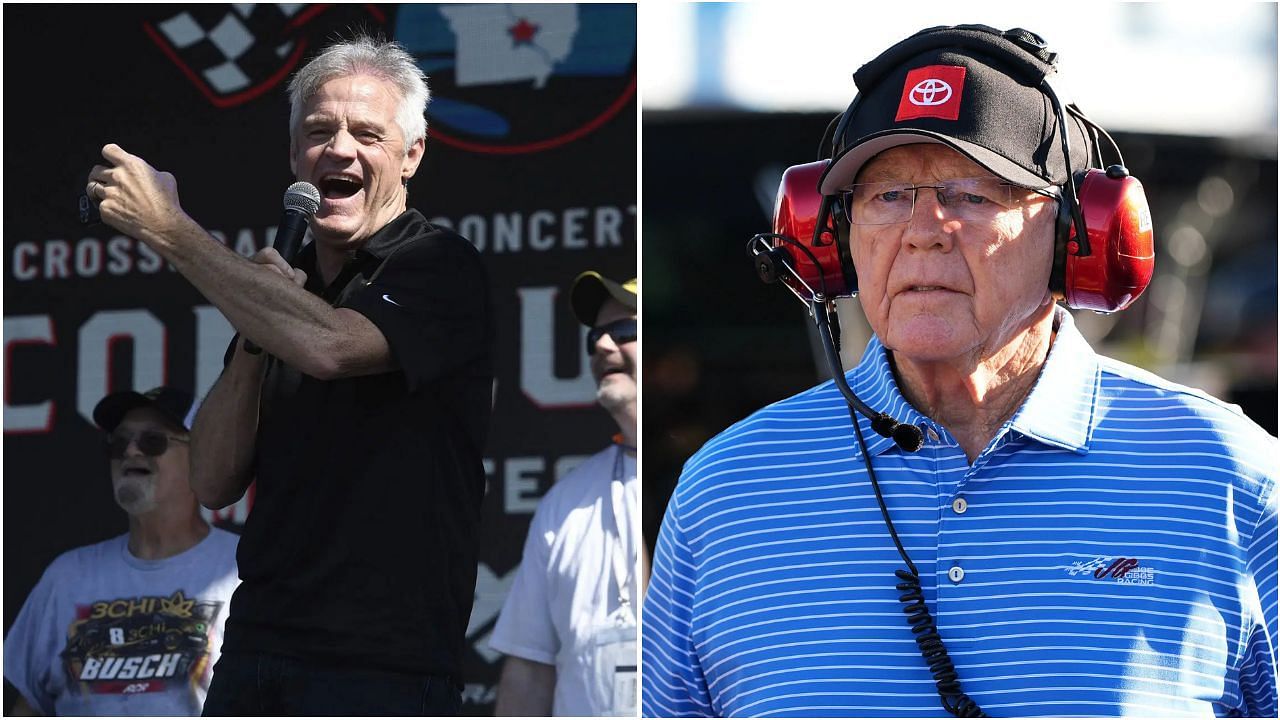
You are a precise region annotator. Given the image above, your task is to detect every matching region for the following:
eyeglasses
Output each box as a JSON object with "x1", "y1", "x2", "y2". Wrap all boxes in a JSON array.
[
  {"x1": 106, "y1": 430, "x2": 189, "y2": 459},
  {"x1": 841, "y1": 177, "x2": 1054, "y2": 226},
  {"x1": 587, "y1": 317, "x2": 637, "y2": 355}
]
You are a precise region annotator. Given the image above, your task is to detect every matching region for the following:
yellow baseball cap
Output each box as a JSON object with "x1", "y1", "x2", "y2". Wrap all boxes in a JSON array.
[{"x1": 570, "y1": 271, "x2": 637, "y2": 327}]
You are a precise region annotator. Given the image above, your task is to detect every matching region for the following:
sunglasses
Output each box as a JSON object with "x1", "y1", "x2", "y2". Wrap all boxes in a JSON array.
[
  {"x1": 586, "y1": 317, "x2": 637, "y2": 356},
  {"x1": 106, "y1": 430, "x2": 189, "y2": 460}
]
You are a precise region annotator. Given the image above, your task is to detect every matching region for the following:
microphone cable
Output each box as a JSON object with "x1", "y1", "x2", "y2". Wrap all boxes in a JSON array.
[
  {"x1": 811, "y1": 302, "x2": 986, "y2": 717},
  {"x1": 846, "y1": 407, "x2": 987, "y2": 718}
]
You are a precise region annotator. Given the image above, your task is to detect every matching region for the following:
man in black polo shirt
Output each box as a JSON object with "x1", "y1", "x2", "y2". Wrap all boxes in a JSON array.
[{"x1": 83, "y1": 36, "x2": 491, "y2": 715}]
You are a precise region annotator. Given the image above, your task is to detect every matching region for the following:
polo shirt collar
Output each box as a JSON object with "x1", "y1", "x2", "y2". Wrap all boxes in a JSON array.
[
  {"x1": 296, "y1": 208, "x2": 427, "y2": 268},
  {"x1": 357, "y1": 208, "x2": 427, "y2": 260},
  {"x1": 848, "y1": 336, "x2": 932, "y2": 457},
  {"x1": 1007, "y1": 306, "x2": 1098, "y2": 454},
  {"x1": 848, "y1": 305, "x2": 1099, "y2": 456}
]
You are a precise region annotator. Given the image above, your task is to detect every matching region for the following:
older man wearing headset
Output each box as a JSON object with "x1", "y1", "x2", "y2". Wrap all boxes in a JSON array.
[{"x1": 643, "y1": 24, "x2": 1276, "y2": 718}]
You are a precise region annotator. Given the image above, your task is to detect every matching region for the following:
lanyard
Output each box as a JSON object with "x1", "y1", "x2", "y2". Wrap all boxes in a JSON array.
[{"x1": 602, "y1": 443, "x2": 636, "y2": 616}]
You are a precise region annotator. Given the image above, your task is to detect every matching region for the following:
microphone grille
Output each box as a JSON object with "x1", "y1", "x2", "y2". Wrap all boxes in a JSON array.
[
  {"x1": 892, "y1": 423, "x2": 925, "y2": 453},
  {"x1": 284, "y1": 181, "x2": 321, "y2": 217}
]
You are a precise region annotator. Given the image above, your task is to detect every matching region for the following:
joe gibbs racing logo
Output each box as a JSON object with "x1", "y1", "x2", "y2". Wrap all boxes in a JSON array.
[{"x1": 1065, "y1": 556, "x2": 1155, "y2": 585}]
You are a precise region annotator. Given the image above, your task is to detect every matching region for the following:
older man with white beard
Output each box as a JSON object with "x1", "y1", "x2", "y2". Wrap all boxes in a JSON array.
[
  {"x1": 491, "y1": 272, "x2": 638, "y2": 717},
  {"x1": 4, "y1": 387, "x2": 239, "y2": 716}
]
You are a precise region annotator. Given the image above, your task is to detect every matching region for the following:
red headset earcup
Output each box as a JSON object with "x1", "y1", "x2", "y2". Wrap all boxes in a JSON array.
[
  {"x1": 772, "y1": 161, "x2": 855, "y2": 299},
  {"x1": 1064, "y1": 169, "x2": 1155, "y2": 313}
]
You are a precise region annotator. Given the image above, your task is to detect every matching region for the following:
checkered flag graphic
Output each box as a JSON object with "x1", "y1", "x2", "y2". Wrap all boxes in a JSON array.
[{"x1": 149, "y1": 5, "x2": 304, "y2": 101}]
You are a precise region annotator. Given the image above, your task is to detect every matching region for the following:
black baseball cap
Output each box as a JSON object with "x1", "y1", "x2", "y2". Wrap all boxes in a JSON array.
[
  {"x1": 819, "y1": 24, "x2": 1094, "y2": 195},
  {"x1": 93, "y1": 386, "x2": 194, "y2": 433},
  {"x1": 571, "y1": 271, "x2": 637, "y2": 327}
]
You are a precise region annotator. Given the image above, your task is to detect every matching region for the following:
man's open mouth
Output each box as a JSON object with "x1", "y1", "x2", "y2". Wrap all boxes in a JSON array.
[{"x1": 320, "y1": 174, "x2": 364, "y2": 200}]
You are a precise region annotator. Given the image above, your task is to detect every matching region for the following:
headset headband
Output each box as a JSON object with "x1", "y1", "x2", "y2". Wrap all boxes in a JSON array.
[{"x1": 855, "y1": 25, "x2": 1057, "y2": 91}]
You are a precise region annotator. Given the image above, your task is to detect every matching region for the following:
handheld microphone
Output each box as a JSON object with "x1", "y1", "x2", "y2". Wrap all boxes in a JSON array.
[
  {"x1": 244, "y1": 182, "x2": 321, "y2": 355},
  {"x1": 272, "y1": 181, "x2": 322, "y2": 266}
]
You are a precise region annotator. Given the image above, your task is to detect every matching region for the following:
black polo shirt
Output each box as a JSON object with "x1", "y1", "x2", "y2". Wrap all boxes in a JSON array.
[{"x1": 220, "y1": 209, "x2": 492, "y2": 681}]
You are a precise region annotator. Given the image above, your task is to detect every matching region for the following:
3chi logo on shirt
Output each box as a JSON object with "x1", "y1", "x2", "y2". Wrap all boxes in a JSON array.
[{"x1": 61, "y1": 591, "x2": 223, "y2": 694}]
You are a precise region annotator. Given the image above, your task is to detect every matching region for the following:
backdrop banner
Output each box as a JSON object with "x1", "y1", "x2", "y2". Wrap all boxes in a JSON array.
[{"x1": 3, "y1": 4, "x2": 636, "y2": 713}]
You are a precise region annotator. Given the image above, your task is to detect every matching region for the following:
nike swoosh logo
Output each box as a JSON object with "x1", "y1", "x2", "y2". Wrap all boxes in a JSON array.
[{"x1": 382, "y1": 294, "x2": 402, "y2": 307}]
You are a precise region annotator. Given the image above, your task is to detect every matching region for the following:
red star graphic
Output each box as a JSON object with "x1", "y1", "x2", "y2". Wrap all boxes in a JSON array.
[{"x1": 508, "y1": 18, "x2": 540, "y2": 46}]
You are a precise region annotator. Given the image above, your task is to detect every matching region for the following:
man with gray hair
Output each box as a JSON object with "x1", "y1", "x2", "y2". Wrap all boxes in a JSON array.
[{"x1": 84, "y1": 35, "x2": 492, "y2": 715}]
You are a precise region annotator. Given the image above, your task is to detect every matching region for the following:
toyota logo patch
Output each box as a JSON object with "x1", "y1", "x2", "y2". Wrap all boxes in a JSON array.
[
  {"x1": 896, "y1": 65, "x2": 966, "y2": 122},
  {"x1": 909, "y1": 79, "x2": 952, "y2": 106}
]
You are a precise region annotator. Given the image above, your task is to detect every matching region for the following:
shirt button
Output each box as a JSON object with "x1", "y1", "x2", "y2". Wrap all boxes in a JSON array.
[
  {"x1": 948, "y1": 566, "x2": 965, "y2": 584},
  {"x1": 925, "y1": 425, "x2": 940, "y2": 442},
  {"x1": 952, "y1": 497, "x2": 968, "y2": 514}
]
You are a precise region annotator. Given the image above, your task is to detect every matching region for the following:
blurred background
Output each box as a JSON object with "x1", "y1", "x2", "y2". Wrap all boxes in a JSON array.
[{"x1": 640, "y1": 3, "x2": 1279, "y2": 556}]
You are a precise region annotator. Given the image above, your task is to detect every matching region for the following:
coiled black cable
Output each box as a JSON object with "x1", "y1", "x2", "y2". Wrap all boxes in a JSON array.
[
  {"x1": 895, "y1": 567, "x2": 986, "y2": 717},
  {"x1": 848, "y1": 407, "x2": 987, "y2": 718}
]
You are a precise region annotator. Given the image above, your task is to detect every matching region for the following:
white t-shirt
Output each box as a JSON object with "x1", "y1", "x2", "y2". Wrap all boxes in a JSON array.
[
  {"x1": 490, "y1": 445, "x2": 638, "y2": 716},
  {"x1": 4, "y1": 528, "x2": 240, "y2": 716}
]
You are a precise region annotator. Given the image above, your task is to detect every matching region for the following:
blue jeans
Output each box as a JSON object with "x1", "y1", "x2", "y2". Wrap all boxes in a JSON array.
[{"x1": 201, "y1": 652, "x2": 462, "y2": 716}]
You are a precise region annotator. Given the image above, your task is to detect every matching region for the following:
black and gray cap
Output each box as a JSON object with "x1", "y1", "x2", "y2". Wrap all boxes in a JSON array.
[
  {"x1": 93, "y1": 386, "x2": 194, "y2": 433},
  {"x1": 819, "y1": 24, "x2": 1095, "y2": 195}
]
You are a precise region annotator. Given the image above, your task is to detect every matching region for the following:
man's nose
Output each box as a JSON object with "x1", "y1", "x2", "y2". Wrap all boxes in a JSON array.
[
  {"x1": 903, "y1": 191, "x2": 958, "y2": 251},
  {"x1": 122, "y1": 437, "x2": 145, "y2": 458},
  {"x1": 324, "y1": 129, "x2": 359, "y2": 158},
  {"x1": 593, "y1": 330, "x2": 620, "y2": 355}
]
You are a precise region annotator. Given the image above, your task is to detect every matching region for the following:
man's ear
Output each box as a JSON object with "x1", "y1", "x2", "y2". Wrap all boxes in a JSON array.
[
  {"x1": 289, "y1": 136, "x2": 298, "y2": 177},
  {"x1": 402, "y1": 136, "x2": 425, "y2": 181}
]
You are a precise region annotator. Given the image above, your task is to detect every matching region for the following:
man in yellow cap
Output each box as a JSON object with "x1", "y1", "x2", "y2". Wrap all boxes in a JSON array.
[{"x1": 490, "y1": 271, "x2": 638, "y2": 716}]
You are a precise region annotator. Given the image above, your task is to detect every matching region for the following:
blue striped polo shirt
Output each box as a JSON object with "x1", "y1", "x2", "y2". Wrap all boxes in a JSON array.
[{"x1": 642, "y1": 308, "x2": 1277, "y2": 717}]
